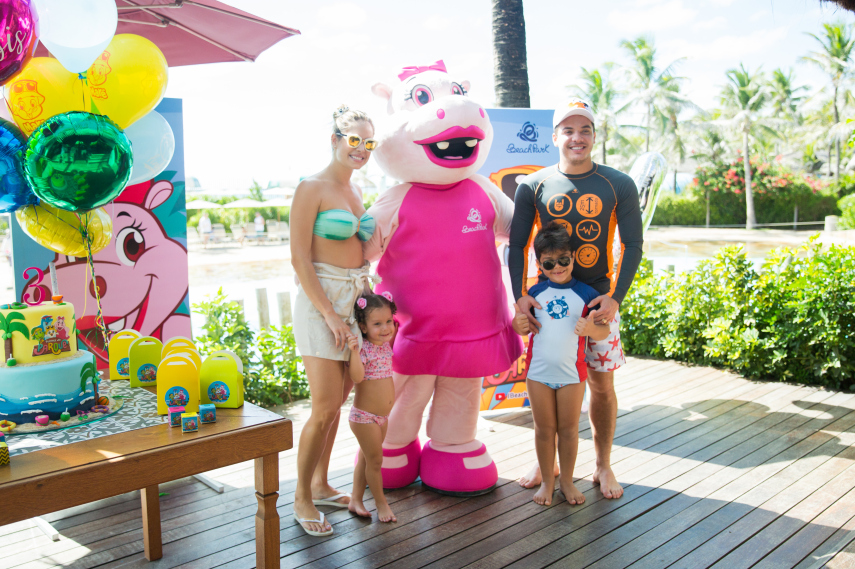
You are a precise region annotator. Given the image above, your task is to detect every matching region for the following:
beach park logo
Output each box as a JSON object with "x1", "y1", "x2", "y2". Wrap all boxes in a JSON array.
[
  {"x1": 31, "y1": 315, "x2": 71, "y2": 356},
  {"x1": 516, "y1": 121, "x2": 539, "y2": 142},
  {"x1": 8, "y1": 79, "x2": 45, "y2": 133},
  {"x1": 463, "y1": 208, "x2": 487, "y2": 233},
  {"x1": 89, "y1": 51, "x2": 112, "y2": 100},
  {"x1": 546, "y1": 297, "x2": 569, "y2": 320}
]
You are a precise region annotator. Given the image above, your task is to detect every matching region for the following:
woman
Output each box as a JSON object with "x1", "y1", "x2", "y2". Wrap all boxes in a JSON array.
[{"x1": 291, "y1": 105, "x2": 377, "y2": 536}]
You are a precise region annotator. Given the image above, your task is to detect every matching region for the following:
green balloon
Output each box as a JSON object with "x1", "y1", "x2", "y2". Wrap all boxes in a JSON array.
[{"x1": 24, "y1": 112, "x2": 133, "y2": 212}]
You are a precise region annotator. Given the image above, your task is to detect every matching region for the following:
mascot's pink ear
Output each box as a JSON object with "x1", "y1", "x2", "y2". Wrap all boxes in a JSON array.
[
  {"x1": 372, "y1": 82, "x2": 394, "y2": 114},
  {"x1": 462, "y1": 80, "x2": 471, "y2": 93},
  {"x1": 145, "y1": 180, "x2": 173, "y2": 210}
]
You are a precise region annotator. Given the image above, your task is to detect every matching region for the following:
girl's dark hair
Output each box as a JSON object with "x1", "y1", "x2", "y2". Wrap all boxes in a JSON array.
[
  {"x1": 354, "y1": 293, "x2": 397, "y2": 337},
  {"x1": 533, "y1": 221, "x2": 575, "y2": 259}
]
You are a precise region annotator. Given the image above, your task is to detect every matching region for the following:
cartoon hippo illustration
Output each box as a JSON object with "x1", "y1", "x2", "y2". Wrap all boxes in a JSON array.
[
  {"x1": 364, "y1": 60, "x2": 522, "y2": 495},
  {"x1": 22, "y1": 179, "x2": 191, "y2": 369}
]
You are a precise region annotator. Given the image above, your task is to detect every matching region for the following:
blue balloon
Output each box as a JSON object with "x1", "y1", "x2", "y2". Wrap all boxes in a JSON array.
[{"x1": 0, "y1": 118, "x2": 36, "y2": 213}]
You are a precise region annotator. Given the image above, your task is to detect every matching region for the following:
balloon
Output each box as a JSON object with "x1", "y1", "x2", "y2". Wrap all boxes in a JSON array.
[
  {"x1": 88, "y1": 34, "x2": 168, "y2": 129},
  {"x1": 30, "y1": 0, "x2": 117, "y2": 74},
  {"x1": 3, "y1": 57, "x2": 88, "y2": 136},
  {"x1": 0, "y1": 118, "x2": 35, "y2": 212},
  {"x1": 0, "y1": 0, "x2": 36, "y2": 85},
  {"x1": 16, "y1": 201, "x2": 112, "y2": 256},
  {"x1": 124, "y1": 110, "x2": 175, "y2": 186},
  {"x1": 24, "y1": 111, "x2": 133, "y2": 212}
]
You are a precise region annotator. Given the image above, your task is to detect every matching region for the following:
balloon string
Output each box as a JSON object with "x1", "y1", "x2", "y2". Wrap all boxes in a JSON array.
[{"x1": 76, "y1": 212, "x2": 109, "y2": 349}]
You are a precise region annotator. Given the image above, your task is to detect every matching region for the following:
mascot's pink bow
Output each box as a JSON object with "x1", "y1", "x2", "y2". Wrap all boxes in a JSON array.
[{"x1": 398, "y1": 60, "x2": 447, "y2": 81}]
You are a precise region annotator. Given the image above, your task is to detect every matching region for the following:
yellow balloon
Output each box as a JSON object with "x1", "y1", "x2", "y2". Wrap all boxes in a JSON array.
[
  {"x1": 16, "y1": 203, "x2": 112, "y2": 257},
  {"x1": 3, "y1": 58, "x2": 89, "y2": 137},
  {"x1": 88, "y1": 35, "x2": 168, "y2": 129}
]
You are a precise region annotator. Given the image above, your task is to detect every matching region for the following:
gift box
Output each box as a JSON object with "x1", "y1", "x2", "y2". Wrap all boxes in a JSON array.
[
  {"x1": 168, "y1": 406, "x2": 185, "y2": 428},
  {"x1": 199, "y1": 403, "x2": 216, "y2": 424},
  {"x1": 181, "y1": 412, "x2": 199, "y2": 433}
]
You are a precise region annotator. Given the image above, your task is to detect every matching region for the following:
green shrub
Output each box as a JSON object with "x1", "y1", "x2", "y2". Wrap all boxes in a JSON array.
[
  {"x1": 652, "y1": 159, "x2": 839, "y2": 226},
  {"x1": 192, "y1": 288, "x2": 308, "y2": 406},
  {"x1": 621, "y1": 239, "x2": 855, "y2": 388},
  {"x1": 840, "y1": 194, "x2": 855, "y2": 229}
]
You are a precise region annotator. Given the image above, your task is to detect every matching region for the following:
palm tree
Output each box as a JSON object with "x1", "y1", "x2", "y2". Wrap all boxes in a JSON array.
[
  {"x1": 571, "y1": 65, "x2": 625, "y2": 165},
  {"x1": 718, "y1": 64, "x2": 780, "y2": 229},
  {"x1": 769, "y1": 68, "x2": 807, "y2": 121},
  {"x1": 619, "y1": 36, "x2": 697, "y2": 152},
  {"x1": 492, "y1": 0, "x2": 530, "y2": 107},
  {"x1": 79, "y1": 359, "x2": 98, "y2": 400},
  {"x1": 802, "y1": 22, "x2": 855, "y2": 180},
  {"x1": 0, "y1": 311, "x2": 29, "y2": 365}
]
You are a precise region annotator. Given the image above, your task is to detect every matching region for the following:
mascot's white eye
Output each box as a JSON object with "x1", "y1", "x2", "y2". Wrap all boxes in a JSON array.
[
  {"x1": 116, "y1": 225, "x2": 146, "y2": 266},
  {"x1": 452, "y1": 83, "x2": 466, "y2": 96},
  {"x1": 411, "y1": 85, "x2": 433, "y2": 106}
]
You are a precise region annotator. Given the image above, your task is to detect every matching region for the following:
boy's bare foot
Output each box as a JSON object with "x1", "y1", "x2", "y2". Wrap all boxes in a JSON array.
[
  {"x1": 593, "y1": 466, "x2": 623, "y2": 499},
  {"x1": 518, "y1": 462, "x2": 560, "y2": 489},
  {"x1": 348, "y1": 499, "x2": 371, "y2": 518},
  {"x1": 532, "y1": 479, "x2": 555, "y2": 506},
  {"x1": 377, "y1": 503, "x2": 397, "y2": 523},
  {"x1": 559, "y1": 477, "x2": 586, "y2": 505}
]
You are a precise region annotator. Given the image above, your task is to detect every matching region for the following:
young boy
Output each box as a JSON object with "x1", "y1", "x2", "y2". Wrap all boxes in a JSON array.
[{"x1": 512, "y1": 222, "x2": 610, "y2": 506}]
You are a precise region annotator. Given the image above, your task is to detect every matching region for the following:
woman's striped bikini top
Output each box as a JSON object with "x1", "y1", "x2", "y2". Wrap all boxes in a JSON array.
[{"x1": 313, "y1": 209, "x2": 375, "y2": 242}]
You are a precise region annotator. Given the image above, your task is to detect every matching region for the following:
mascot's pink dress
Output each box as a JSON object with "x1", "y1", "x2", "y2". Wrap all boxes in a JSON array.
[{"x1": 364, "y1": 61, "x2": 523, "y2": 495}]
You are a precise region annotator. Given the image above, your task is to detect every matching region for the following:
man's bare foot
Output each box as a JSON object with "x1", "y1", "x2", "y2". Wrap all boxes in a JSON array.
[
  {"x1": 348, "y1": 498, "x2": 371, "y2": 518},
  {"x1": 294, "y1": 498, "x2": 332, "y2": 534},
  {"x1": 377, "y1": 503, "x2": 397, "y2": 523},
  {"x1": 559, "y1": 477, "x2": 586, "y2": 505},
  {"x1": 519, "y1": 462, "x2": 560, "y2": 489},
  {"x1": 532, "y1": 479, "x2": 555, "y2": 506},
  {"x1": 593, "y1": 466, "x2": 623, "y2": 499}
]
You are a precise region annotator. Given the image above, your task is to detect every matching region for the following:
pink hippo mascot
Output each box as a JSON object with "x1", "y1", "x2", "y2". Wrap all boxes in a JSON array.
[
  {"x1": 365, "y1": 61, "x2": 523, "y2": 495},
  {"x1": 22, "y1": 179, "x2": 191, "y2": 368}
]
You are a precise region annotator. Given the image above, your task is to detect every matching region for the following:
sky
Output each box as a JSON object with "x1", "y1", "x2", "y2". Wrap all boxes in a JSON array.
[{"x1": 163, "y1": 0, "x2": 855, "y2": 192}]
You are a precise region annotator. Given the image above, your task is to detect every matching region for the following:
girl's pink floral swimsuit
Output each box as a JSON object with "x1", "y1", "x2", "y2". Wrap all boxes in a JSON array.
[{"x1": 349, "y1": 341, "x2": 393, "y2": 426}]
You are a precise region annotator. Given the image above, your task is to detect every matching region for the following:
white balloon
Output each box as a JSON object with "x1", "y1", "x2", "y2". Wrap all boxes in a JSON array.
[
  {"x1": 125, "y1": 110, "x2": 176, "y2": 186},
  {"x1": 31, "y1": 0, "x2": 118, "y2": 74}
]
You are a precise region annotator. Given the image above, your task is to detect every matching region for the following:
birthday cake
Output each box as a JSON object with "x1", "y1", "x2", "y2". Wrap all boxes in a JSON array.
[{"x1": 0, "y1": 301, "x2": 98, "y2": 424}]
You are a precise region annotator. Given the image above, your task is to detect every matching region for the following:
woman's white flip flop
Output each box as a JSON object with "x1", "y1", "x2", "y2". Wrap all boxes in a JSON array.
[
  {"x1": 293, "y1": 511, "x2": 333, "y2": 537},
  {"x1": 312, "y1": 492, "x2": 351, "y2": 508}
]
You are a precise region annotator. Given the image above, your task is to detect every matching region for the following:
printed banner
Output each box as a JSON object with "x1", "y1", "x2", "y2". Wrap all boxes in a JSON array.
[
  {"x1": 12, "y1": 98, "x2": 191, "y2": 370},
  {"x1": 479, "y1": 108, "x2": 559, "y2": 411}
]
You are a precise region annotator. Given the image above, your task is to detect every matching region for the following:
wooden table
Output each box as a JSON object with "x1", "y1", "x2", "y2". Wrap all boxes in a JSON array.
[{"x1": 0, "y1": 394, "x2": 293, "y2": 568}]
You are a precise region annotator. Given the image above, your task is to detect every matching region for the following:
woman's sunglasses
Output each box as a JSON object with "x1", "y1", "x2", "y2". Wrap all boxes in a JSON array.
[
  {"x1": 541, "y1": 256, "x2": 572, "y2": 271},
  {"x1": 337, "y1": 133, "x2": 377, "y2": 151}
]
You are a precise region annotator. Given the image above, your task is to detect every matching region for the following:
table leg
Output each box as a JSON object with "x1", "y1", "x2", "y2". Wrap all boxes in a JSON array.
[
  {"x1": 255, "y1": 454, "x2": 280, "y2": 569},
  {"x1": 141, "y1": 485, "x2": 162, "y2": 561}
]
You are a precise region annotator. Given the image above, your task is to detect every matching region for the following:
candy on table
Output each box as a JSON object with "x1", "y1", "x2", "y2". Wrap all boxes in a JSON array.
[
  {"x1": 167, "y1": 405, "x2": 185, "y2": 428},
  {"x1": 35, "y1": 415, "x2": 49, "y2": 426},
  {"x1": 181, "y1": 412, "x2": 199, "y2": 433},
  {"x1": 199, "y1": 403, "x2": 216, "y2": 424},
  {"x1": 0, "y1": 441, "x2": 8, "y2": 466}
]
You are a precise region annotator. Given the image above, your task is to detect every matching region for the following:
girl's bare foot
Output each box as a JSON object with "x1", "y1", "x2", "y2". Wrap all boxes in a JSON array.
[
  {"x1": 519, "y1": 462, "x2": 560, "y2": 488},
  {"x1": 377, "y1": 503, "x2": 397, "y2": 523},
  {"x1": 348, "y1": 499, "x2": 371, "y2": 518},
  {"x1": 559, "y1": 477, "x2": 586, "y2": 505},
  {"x1": 593, "y1": 466, "x2": 623, "y2": 499},
  {"x1": 532, "y1": 479, "x2": 555, "y2": 505}
]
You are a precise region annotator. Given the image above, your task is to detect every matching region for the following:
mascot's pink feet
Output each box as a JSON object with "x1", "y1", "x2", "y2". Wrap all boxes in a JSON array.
[
  {"x1": 381, "y1": 438, "x2": 422, "y2": 488},
  {"x1": 420, "y1": 440, "x2": 498, "y2": 496}
]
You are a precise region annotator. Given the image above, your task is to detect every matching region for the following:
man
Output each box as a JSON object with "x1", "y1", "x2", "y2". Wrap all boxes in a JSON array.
[{"x1": 507, "y1": 98, "x2": 643, "y2": 499}]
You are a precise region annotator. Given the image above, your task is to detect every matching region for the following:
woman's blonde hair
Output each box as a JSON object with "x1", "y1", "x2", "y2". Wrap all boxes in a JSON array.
[{"x1": 332, "y1": 104, "x2": 373, "y2": 135}]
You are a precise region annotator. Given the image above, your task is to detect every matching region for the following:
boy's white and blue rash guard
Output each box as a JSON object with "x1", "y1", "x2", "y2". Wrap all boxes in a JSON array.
[{"x1": 526, "y1": 278, "x2": 600, "y2": 385}]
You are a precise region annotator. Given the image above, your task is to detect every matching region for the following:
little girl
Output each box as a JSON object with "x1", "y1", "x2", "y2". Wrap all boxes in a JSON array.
[{"x1": 346, "y1": 291, "x2": 398, "y2": 523}]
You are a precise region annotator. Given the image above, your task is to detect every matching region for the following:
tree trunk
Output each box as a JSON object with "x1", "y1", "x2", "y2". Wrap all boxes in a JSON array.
[
  {"x1": 706, "y1": 189, "x2": 710, "y2": 228},
  {"x1": 491, "y1": 0, "x2": 530, "y2": 108},
  {"x1": 834, "y1": 84, "x2": 840, "y2": 181},
  {"x1": 602, "y1": 123, "x2": 608, "y2": 164},
  {"x1": 744, "y1": 131, "x2": 756, "y2": 229},
  {"x1": 645, "y1": 103, "x2": 651, "y2": 152},
  {"x1": 828, "y1": 143, "x2": 833, "y2": 177},
  {"x1": 4, "y1": 337, "x2": 11, "y2": 362}
]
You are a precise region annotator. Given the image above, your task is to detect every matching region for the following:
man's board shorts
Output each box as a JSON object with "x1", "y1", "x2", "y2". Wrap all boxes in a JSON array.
[
  {"x1": 293, "y1": 261, "x2": 371, "y2": 361},
  {"x1": 585, "y1": 311, "x2": 625, "y2": 373}
]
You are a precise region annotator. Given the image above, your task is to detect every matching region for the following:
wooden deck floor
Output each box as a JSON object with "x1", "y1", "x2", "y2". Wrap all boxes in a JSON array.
[{"x1": 4, "y1": 357, "x2": 855, "y2": 568}]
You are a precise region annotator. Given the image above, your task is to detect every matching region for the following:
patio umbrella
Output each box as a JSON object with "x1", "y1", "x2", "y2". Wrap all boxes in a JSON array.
[
  {"x1": 222, "y1": 198, "x2": 263, "y2": 208},
  {"x1": 262, "y1": 197, "x2": 292, "y2": 208},
  {"x1": 35, "y1": 0, "x2": 301, "y2": 67},
  {"x1": 185, "y1": 199, "x2": 222, "y2": 209}
]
